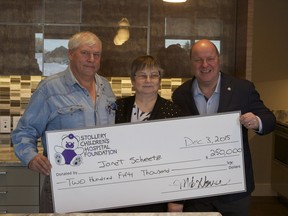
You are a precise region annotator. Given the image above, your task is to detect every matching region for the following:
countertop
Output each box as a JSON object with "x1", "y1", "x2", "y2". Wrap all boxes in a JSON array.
[
  {"x1": 274, "y1": 110, "x2": 288, "y2": 127},
  {"x1": 2, "y1": 213, "x2": 222, "y2": 216},
  {"x1": 0, "y1": 146, "x2": 22, "y2": 166},
  {"x1": 0, "y1": 144, "x2": 44, "y2": 166},
  {"x1": 0, "y1": 143, "x2": 44, "y2": 166}
]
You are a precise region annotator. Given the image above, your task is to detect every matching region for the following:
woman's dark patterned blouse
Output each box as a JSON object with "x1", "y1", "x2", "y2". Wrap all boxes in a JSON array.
[{"x1": 115, "y1": 95, "x2": 187, "y2": 124}]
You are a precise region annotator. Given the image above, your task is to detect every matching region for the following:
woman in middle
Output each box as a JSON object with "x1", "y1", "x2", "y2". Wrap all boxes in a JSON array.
[
  {"x1": 113, "y1": 55, "x2": 186, "y2": 212},
  {"x1": 116, "y1": 55, "x2": 185, "y2": 124}
]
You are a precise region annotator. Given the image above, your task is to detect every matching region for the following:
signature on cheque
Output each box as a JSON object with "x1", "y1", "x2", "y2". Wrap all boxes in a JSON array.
[{"x1": 171, "y1": 175, "x2": 231, "y2": 190}]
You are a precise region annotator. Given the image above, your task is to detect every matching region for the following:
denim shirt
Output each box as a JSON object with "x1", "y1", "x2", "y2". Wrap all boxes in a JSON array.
[{"x1": 12, "y1": 68, "x2": 116, "y2": 166}]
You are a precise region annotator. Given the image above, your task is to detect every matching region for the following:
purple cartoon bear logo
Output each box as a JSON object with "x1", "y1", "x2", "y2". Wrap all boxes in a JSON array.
[{"x1": 54, "y1": 133, "x2": 84, "y2": 166}]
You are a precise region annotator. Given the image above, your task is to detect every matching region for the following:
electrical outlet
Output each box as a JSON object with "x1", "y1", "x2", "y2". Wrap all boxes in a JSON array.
[
  {"x1": 0, "y1": 116, "x2": 11, "y2": 133},
  {"x1": 13, "y1": 116, "x2": 21, "y2": 130}
]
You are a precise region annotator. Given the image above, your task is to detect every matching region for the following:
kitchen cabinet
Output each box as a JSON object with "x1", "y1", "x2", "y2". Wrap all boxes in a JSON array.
[
  {"x1": 271, "y1": 123, "x2": 288, "y2": 199},
  {"x1": 0, "y1": 166, "x2": 40, "y2": 213}
]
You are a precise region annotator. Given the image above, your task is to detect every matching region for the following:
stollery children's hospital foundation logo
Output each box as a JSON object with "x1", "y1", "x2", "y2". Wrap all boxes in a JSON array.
[{"x1": 54, "y1": 133, "x2": 84, "y2": 166}]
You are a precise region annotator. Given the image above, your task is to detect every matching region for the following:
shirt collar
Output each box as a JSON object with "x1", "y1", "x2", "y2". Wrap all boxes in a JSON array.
[
  {"x1": 65, "y1": 67, "x2": 104, "y2": 93},
  {"x1": 192, "y1": 72, "x2": 221, "y2": 96},
  {"x1": 64, "y1": 67, "x2": 78, "y2": 86}
]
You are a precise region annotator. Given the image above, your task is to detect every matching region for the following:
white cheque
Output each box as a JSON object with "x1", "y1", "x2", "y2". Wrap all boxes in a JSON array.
[{"x1": 46, "y1": 111, "x2": 245, "y2": 213}]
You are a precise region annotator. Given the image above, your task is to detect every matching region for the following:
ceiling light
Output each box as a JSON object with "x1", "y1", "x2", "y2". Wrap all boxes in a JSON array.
[
  {"x1": 163, "y1": 0, "x2": 187, "y2": 3},
  {"x1": 114, "y1": 18, "x2": 130, "y2": 46},
  {"x1": 118, "y1": 18, "x2": 130, "y2": 27}
]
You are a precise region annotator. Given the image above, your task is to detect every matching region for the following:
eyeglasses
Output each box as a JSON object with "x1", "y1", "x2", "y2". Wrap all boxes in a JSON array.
[
  {"x1": 134, "y1": 72, "x2": 160, "y2": 80},
  {"x1": 80, "y1": 51, "x2": 101, "y2": 59}
]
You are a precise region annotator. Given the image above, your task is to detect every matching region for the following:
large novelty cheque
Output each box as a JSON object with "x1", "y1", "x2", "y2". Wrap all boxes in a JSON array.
[{"x1": 46, "y1": 111, "x2": 245, "y2": 213}]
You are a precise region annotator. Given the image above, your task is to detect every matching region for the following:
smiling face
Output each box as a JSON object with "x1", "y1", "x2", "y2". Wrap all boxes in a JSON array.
[
  {"x1": 68, "y1": 43, "x2": 102, "y2": 81},
  {"x1": 132, "y1": 66, "x2": 161, "y2": 97},
  {"x1": 191, "y1": 40, "x2": 221, "y2": 87}
]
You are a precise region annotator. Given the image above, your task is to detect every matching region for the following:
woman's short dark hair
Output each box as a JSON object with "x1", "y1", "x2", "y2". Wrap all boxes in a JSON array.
[{"x1": 130, "y1": 55, "x2": 164, "y2": 80}]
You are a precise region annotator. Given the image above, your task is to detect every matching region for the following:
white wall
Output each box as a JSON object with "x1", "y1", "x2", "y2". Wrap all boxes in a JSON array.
[
  {"x1": 255, "y1": 80, "x2": 288, "y2": 111},
  {"x1": 251, "y1": 0, "x2": 288, "y2": 196}
]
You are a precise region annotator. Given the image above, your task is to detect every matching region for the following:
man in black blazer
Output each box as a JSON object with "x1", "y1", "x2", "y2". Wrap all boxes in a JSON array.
[{"x1": 172, "y1": 39, "x2": 276, "y2": 216}]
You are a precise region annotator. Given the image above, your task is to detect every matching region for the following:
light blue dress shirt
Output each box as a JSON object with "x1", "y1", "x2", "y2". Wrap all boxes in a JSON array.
[
  {"x1": 12, "y1": 67, "x2": 116, "y2": 166},
  {"x1": 192, "y1": 74, "x2": 221, "y2": 115}
]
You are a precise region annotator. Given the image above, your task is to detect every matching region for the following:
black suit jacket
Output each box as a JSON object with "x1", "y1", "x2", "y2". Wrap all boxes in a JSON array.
[{"x1": 172, "y1": 72, "x2": 276, "y2": 201}]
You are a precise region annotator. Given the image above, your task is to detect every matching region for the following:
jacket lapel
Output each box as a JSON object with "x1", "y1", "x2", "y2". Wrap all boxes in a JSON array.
[
  {"x1": 182, "y1": 78, "x2": 200, "y2": 115},
  {"x1": 217, "y1": 73, "x2": 233, "y2": 112}
]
